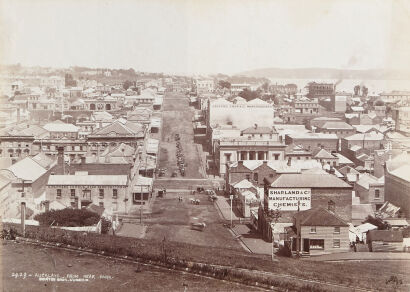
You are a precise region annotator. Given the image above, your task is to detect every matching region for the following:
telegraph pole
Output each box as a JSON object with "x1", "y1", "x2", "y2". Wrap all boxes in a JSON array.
[{"x1": 230, "y1": 195, "x2": 233, "y2": 228}]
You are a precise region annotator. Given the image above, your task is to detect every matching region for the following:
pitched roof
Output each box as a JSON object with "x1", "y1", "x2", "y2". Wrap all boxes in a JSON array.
[
  {"x1": 356, "y1": 173, "x2": 384, "y2": 189},
  {"x1": 48, "y1": 175, "x2": 128, "y2": 186},
  {"x1": 43, "y1": 121, "x2": 79, "y2": 132},
  {"x1": 320, "y1": 121, "x2": 354, "y2": 130},
  {"x1": 344, "y1": 132, "x2": 384, "y2": 141},
  {"x1": 269, "y1": 173, "x2": 352, "y2": 188},
  {"x1": 91, "y1": 120, "x2": 145, "y2": 137},
  {"x1": 294, "y1": 207, "x2": 348, "y2": 226},
  {"x1": 334, "y1": 153, "x2": 354, "y2": 165},
  {"x1": 242, "y1": 126, "x2": 273, "y2": 135},
  {"x1": 32, "y1": 152, "x2": 56, "y2": 169},
  {"x1": 6, "y1": 157, "x2": 47, "y2": 181},
  {"x1": 313, "y1": 148, "x2": 336, "y2": 159},
  {"x1": 233, "y1": 179, "x2": 255, "y2": 189},
  {"x1": 368, "y1": 230, "x2": 403, "y2": 242}
]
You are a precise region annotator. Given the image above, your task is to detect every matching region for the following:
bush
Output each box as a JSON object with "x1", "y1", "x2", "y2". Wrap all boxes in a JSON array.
[
  {"x1": 101, "y1": 217, "x2": 112, "y2": 234},
  {"x1": 34, "y1": 208, "x2": 100, "y2": 227},
  {"x1": 276, "y1": 244, "x2": 292, "y2": 257}
]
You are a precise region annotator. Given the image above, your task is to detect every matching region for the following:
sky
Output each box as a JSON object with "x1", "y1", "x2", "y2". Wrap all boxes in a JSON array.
[{"x1": 1, "y1": 0, "x2": 409, "y2": 75}]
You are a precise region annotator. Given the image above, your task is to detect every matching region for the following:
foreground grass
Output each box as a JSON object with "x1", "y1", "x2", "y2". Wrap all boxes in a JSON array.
[{"x1": 3, "y1": 223, "x2": 409, "y2": 291}]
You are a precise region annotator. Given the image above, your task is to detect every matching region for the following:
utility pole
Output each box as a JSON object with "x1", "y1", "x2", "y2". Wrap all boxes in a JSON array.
[
  {"x1": 21, "y1": 202, "x2": 26, "y2": 237},
  {"x1": 140, "y1": 185, "x2": 143, "y2": 224},
  {"x1": 230, "y1": 195, "x2": 233, "y2": 228}
]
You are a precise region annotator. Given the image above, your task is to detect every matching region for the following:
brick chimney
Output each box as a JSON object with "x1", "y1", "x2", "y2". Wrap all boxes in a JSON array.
[{"x1": 57, "y1": 146, "x2": 64, "y2": 168}]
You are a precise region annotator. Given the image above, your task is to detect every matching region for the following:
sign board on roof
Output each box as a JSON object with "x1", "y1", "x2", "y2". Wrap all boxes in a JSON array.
[{"x1": 268, "y1": 188, "x2": 311, "y2": 211}]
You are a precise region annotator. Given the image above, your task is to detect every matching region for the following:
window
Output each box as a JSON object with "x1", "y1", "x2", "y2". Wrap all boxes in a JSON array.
[
  {"x1": 333, "y1": 239, "x2": 341, "y2": 248},
  {"x1": 334, "y1": 227, "x2": 340, "y2": 234},
  {"x1": 99, "y1": 202, "x2": 104, "y2": 208},
  {"x1": 113, "y1": 189, "x2": 118, "y2": 199},
  {"x1": 309, "y1": 239, "x2": 324, "y2": 250},
  {"x1": 70, "y1": 189, "x2": 75, "y2": 198},
  {"x1": 274, "y1": 154, "x2": 279, "y2": 160},
  {"x1": 310, "y1": 226, "x2": 316, "y2": 233},
  {"x1": 56, "y1": 189, "x2": 62, "y2": 198},
  {"x1": 375, "y1": 189, "x2": 380, "y2": 199},
  {"x1": 269, "y1": 173, "x2": 274, "y2": 178},
  {"x1": 99, "y1": 189, "x2": 104, "y2": 198},
  {"x1": 253, "y1": 173, "x2": 258, "y2": 182},
  {"x1": 245, "y1": 174, "x2": 251, "y2": 181}
]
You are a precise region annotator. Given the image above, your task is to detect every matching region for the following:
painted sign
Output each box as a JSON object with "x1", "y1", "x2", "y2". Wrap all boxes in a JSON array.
[{"x1": 268, "y1": 188, "x2": 311, "y2": 211}]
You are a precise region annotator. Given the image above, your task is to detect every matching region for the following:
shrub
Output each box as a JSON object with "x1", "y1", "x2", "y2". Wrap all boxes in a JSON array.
[
  {"x1": 276, "y1": 244, "x2": 292, "y2": 257},
  {"x1": 100, "y1": 217, "x2": 112, "y2": 234},
  {"x1": 34, "y1": 208, "x2": 100, "y2": 227}
]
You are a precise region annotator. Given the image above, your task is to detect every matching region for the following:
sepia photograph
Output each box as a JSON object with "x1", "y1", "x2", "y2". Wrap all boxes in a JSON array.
[{"x1": 0, "y1": 0, "x2": 410, "y2": 291}]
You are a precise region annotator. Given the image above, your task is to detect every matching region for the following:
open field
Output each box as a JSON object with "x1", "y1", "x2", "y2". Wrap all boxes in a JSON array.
[
  {"x1": 158, "y1": 93, "x2": 205, "y2": 179},
  {"x1": 3, "y1": 223, "x2": 410, "y2": 291},
  {"x1": 1, "y1": 241, "x2": 259, "y2": 292},
  {"x1": 144, "y1": 191, "x2": 241, "y2": 249}
]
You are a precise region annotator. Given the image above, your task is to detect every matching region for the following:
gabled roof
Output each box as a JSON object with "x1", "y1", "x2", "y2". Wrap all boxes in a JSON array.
[
  {"x1": 16, "y1": 125, "x2": 49, "y2": 138},
  {"x1": 6, "y1": 157, "x2": 47, "y2": 182},
  {"x1": 102, "y1": 143, "x2": 136, "y2": 157},
  {"x1": 294, "y1": 207, "x2": 348, "y2": 227},
  {"x1": 320, "y1": 121, "x2": 354, "y2": 130},
  {"x1": 91, "y1": 120, "x2": 145, "y2": 137},
  {"x1": 333, "y1": 153, "x2": 354, "y2": 165},
  {"x1": 233, "y1": 179, "x2": 255, "y2": 189},
  {"x1": 32, "y1": 152, "x2": 56, "y2": 169},
  {"x1": 313, "y1": 148, "x2": 336, "y2": 159},
  {"x1": 356, "y1": 173, "x2": 384, "y2": 189},
  {"x1": 92, "y1": 111, "x2": 113, "y2": 121}
]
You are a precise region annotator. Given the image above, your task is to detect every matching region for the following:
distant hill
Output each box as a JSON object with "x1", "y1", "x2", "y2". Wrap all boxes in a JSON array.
[{"x1": 237, "y1": 67, "x2": 410, "y2": 80}]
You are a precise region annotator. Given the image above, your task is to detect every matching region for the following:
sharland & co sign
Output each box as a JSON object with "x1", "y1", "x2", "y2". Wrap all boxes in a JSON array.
[{"x1": 268, "y1": 188, "x2": 311, "y2": 211}]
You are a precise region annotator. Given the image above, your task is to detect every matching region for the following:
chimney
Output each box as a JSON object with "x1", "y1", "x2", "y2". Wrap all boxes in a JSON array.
[
  {"x1": 356, "y1": 173, "x2": 360, "y2": 181},
  {"x1": 287, "y1": 157, "x2": 292, "y2": 166},
  {"x1": 328, "y1": 200, "x2": 335, "y2": 213},
  {"x1": 57, "y1": 146, "x2": 64, "y2": 168},
  {"x1": 254, "y1": 123, "x2": 258, "y2": 129}
]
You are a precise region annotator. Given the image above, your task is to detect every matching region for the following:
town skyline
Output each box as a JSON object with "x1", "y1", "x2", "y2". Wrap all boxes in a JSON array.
[{"x1": 1, "y1": 0, "x2": 410, "y2": 75}]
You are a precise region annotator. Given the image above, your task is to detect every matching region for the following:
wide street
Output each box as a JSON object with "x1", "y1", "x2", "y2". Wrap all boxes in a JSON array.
[{"x1": 157, "y1": 92, "x2": 206, "y2": 180}]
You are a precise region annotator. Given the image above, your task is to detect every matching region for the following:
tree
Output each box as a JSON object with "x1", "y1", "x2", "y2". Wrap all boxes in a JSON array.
[
  {"x1": 261, "y1": 81, "x2": 270, "y2": 92},
  {"x1": 238, "y1": 88, "x2": 261, "y2": 101},
  {"x1": 354, "y1": 85, "x2": 361, "y2": 96},
  {"x1": 362, "y1": 86, "x2": 368, "y2": 97},
  {"x1": 65, "y1": 73, "x2": 77, "y2": 87},
  {"x1": 363, "y1": 215, "x2": 390, "y2": 230},
  {"x1": 123, "y1": 80, "x2": 132, "y2": 90},
  {"x1": 218, "y1": 80, "x2": 231, "y2": 89}
]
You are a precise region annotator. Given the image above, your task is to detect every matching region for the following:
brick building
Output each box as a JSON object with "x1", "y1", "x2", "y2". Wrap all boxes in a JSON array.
[
  {"x1": 258, "y1": 173, "x2": 353, "y2": 242},
  {"x1": 46, "y1": 174, "x2": 129, "y2": 213}
]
